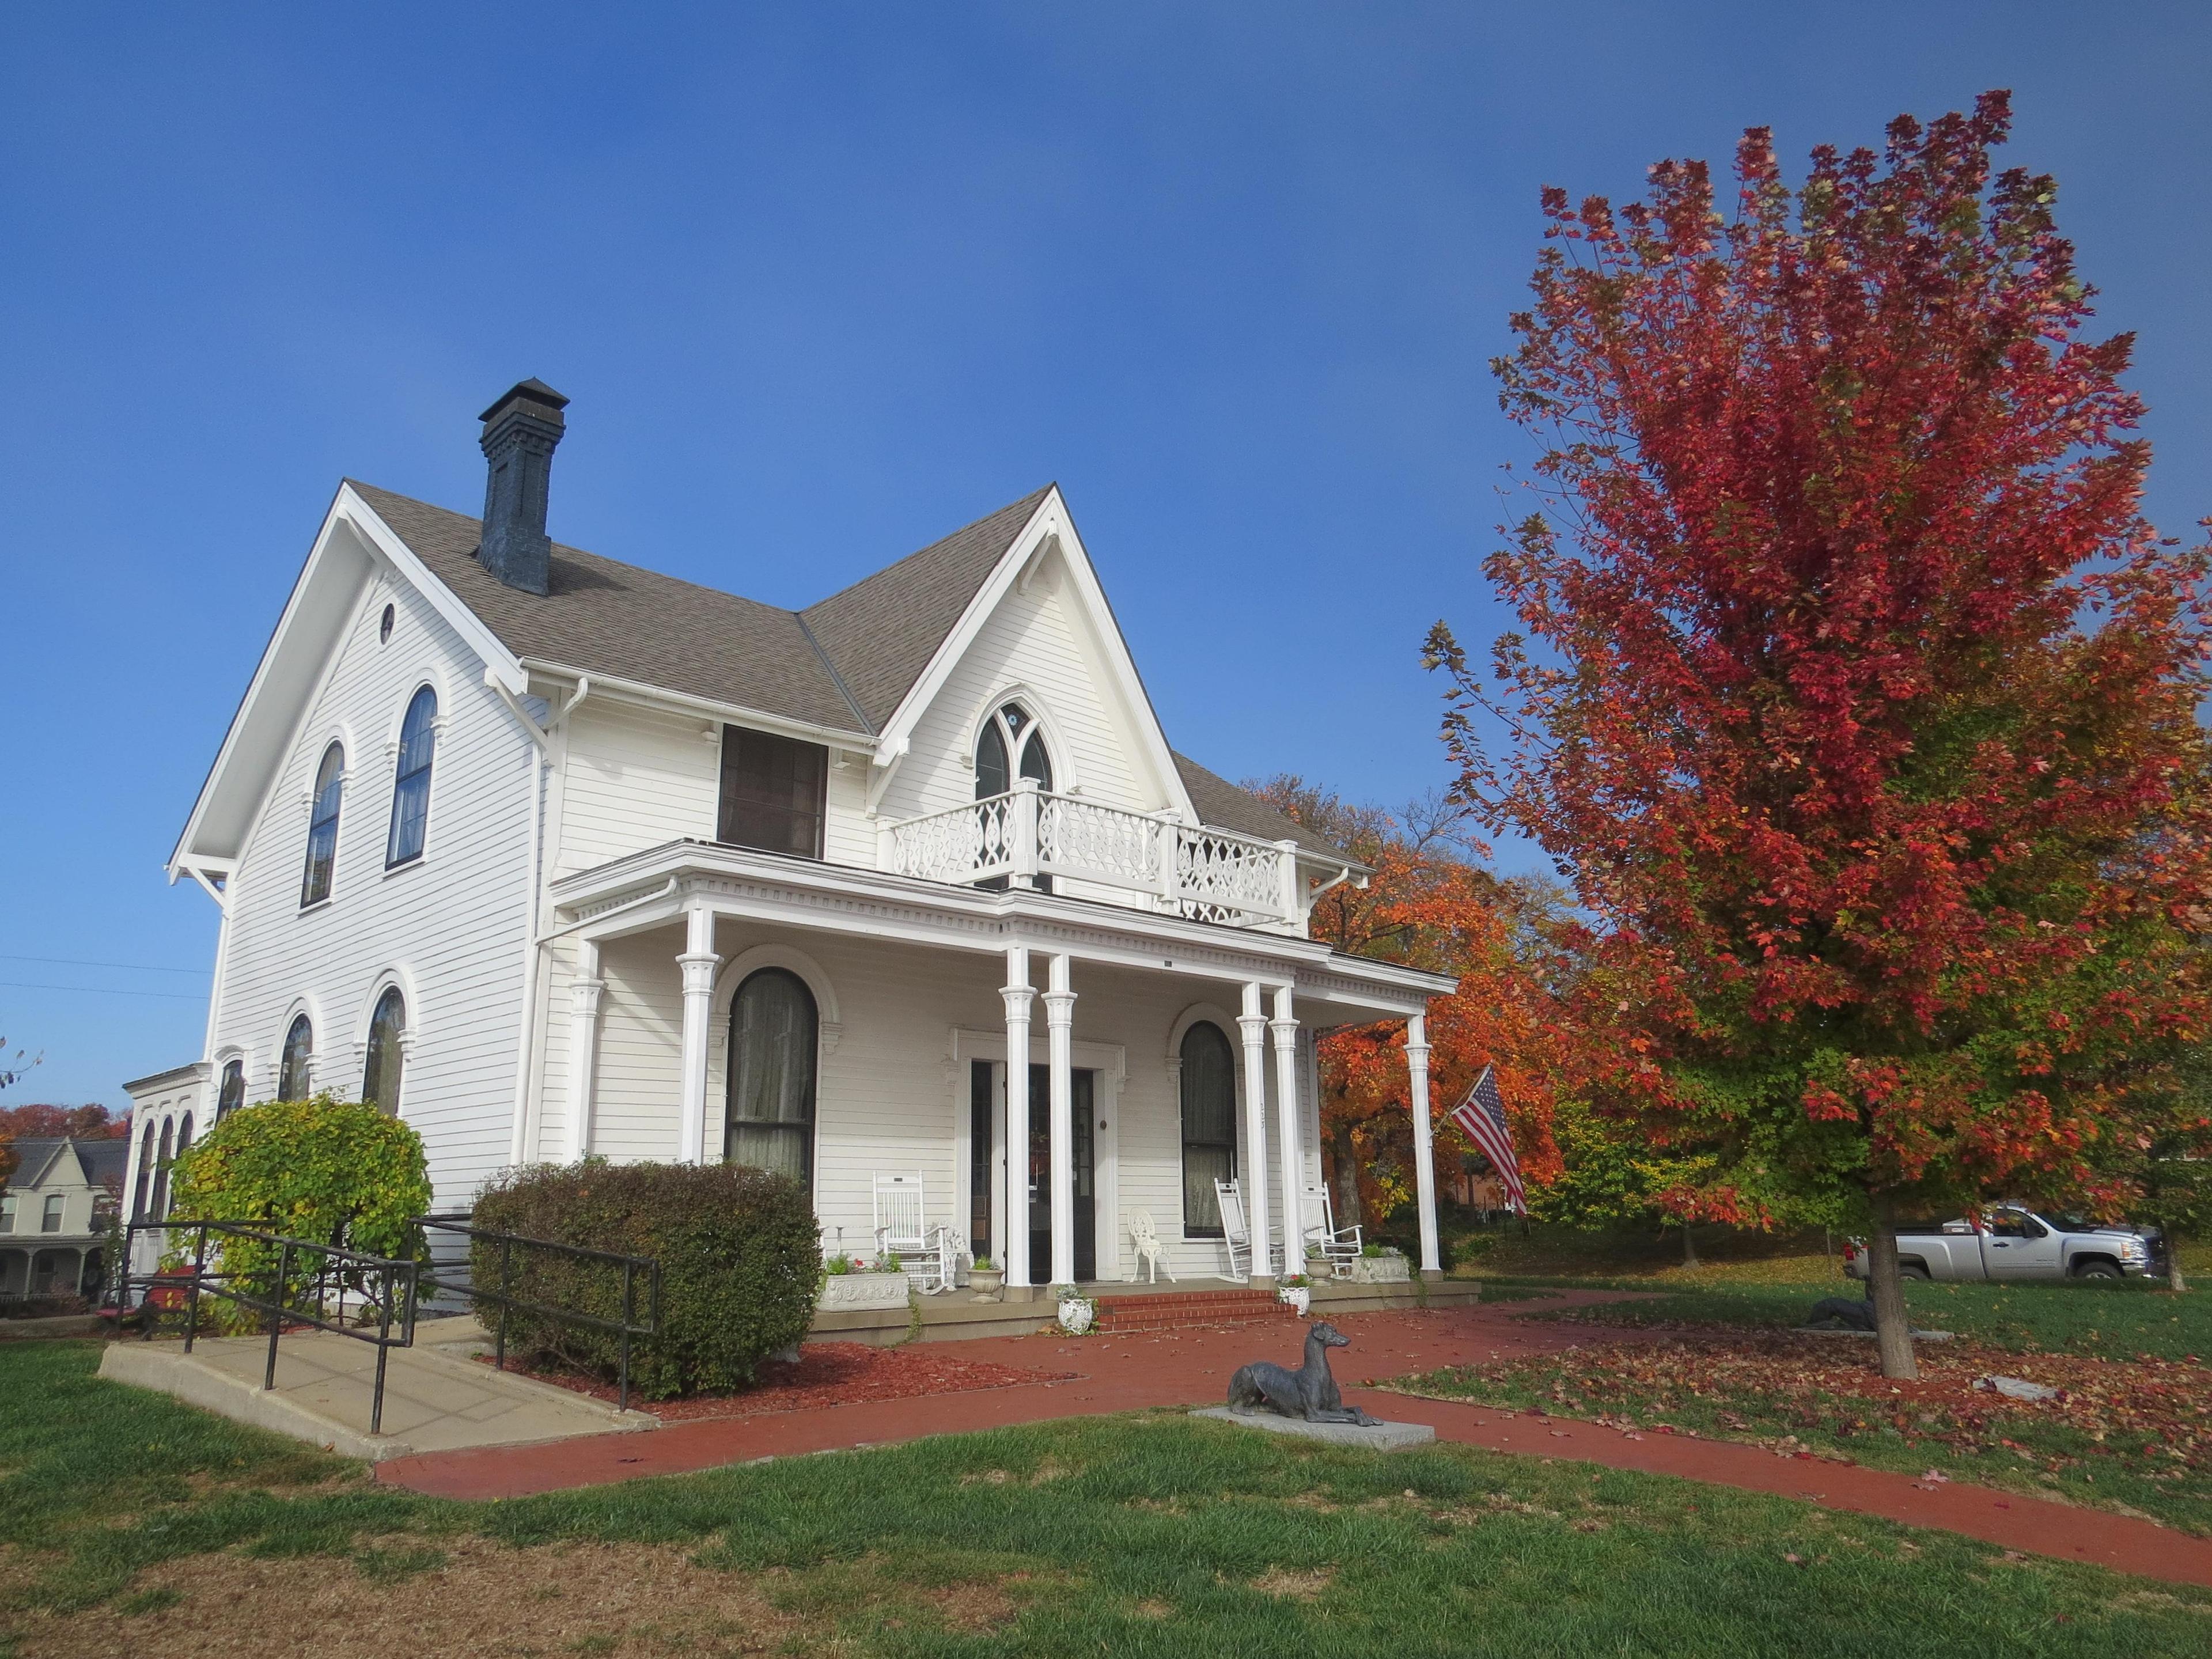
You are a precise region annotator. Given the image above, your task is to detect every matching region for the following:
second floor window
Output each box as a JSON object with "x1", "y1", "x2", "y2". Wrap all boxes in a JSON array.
[
  {"x1": 0, "y1": 1194, "x2": 15, "y2": 1232},
  {"x1": 216, "y1": 1059, "x2": 244, "y2": 1123},
  {"x1": 718, "y1": 726, "x2": 826, "y2": 859},
  {"x1": 279, "y1": 1014, "x2": 313, "y2": 1100},
  {"x1": 43, "y1": 1195, "x2": 65, "y2": 1233},
  {"x1": 301, "y1": 742, "x2": 344, "y2": 906},
  {"x1": 387, "y1": 687, "x2": 437, "y2": 867}
]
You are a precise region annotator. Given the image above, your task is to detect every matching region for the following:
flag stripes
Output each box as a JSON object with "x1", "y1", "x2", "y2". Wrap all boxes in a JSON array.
[{"x1": 1448, "y1": 1065, "x2": 1526, "y2": 1213}]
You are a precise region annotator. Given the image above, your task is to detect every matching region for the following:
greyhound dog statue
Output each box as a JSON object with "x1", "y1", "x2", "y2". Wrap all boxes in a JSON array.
[{"x1": 1225, "y1": 1320, "x2": 1380, "y2": 1426}]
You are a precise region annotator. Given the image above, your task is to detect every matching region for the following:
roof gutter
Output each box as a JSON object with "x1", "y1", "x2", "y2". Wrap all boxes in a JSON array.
[{"x1": 515, "y1": 658, "x2": 876, "y2": 755}]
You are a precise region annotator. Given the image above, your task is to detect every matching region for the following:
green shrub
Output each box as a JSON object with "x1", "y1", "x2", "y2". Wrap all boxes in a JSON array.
[
  {"x1": 166, "y1": 1094, "x2": 432, "y2": 1333},
  {"x1": 470, "y1": 1161, "x2": 820, "y2": 1399}
]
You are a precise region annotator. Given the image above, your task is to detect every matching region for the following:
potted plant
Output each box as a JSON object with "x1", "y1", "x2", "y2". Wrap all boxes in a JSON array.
[
  {"x1": 1278, "y1": 1274, "x2": 1312, "y2": 1316},
  {"x1": 817, "y1": 1253, "x2": 913, "y2": 1310},
  {"x1": 968, "y1": 1255, "x2": 1005, "y2": 1299},
  {"x1": 1052, "y1": 1283, "x2": 1096, "y2": 1335}
]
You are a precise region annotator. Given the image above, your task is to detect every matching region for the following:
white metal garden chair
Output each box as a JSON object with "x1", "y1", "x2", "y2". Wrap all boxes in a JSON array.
[
  {"x1": 1213, "y1": 1177, "x2": 1252, "y2": 1283},
  {"x1": 872, "y1": 1172, "x2": 955, "y2": 1294},
  {"x1": 1127, "y1": 1209, "x2": 1176, "y2": 1284},
  {"x1": 1302, "y1": 1184, "x2": 1363, "y2": 1279}
]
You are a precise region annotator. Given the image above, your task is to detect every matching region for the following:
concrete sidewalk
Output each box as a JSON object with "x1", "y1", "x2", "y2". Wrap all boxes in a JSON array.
[{"x1": 100, "y1": 1317, "x2": 656, "y2": 1462}]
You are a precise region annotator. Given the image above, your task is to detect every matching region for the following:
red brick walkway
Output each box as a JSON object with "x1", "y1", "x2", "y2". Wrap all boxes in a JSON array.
[{"x1": 376, "y1": 1294, "x2": 2212, "y2": 1589}]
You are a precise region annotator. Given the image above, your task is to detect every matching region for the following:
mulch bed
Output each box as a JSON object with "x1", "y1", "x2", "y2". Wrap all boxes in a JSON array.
[{"x1": 484, "y1": 1342, "x2": 1075, "y2": 1421}]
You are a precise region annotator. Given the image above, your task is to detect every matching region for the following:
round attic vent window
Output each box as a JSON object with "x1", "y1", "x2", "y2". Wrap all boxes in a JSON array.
[{"x1": 379, "y1": 604, "x2": 395, "y2": 643}]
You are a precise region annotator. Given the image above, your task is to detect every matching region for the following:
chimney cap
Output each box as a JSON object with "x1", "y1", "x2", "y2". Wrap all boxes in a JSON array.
[{"x1": 479, "y1": 378, "x2": 570, "y2": 425}]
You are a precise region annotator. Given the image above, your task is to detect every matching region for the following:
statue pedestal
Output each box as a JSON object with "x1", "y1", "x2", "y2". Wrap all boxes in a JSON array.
[{"x1": 1188, "y1": 1406, "x2": 1435, "y2": 1452}]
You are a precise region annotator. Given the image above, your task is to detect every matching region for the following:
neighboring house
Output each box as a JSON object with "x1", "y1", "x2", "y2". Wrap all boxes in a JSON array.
[
  {"x1": 0, "y1": 1137, "x2": 127, "y2": 1303},
  {"x1": 129, "y1": 381, "x2": 1456, "y2": 1294}
]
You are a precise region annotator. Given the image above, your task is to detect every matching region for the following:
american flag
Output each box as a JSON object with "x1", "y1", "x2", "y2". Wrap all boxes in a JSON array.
[{"x1": 1449, "y1": 1065, "x2": 1525, "y2": 1213}]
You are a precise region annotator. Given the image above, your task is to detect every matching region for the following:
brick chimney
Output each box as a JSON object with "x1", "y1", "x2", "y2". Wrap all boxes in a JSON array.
[{"x1": 476, "y1": 378, "x2": 569, "y2": 594}]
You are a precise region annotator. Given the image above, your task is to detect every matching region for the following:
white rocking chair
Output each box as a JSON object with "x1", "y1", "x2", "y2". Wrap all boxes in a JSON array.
[
  {"x1": 1213, "y1": 1177, "x2": 1252, "y2": 1283},
  {"x1": 873, "y1": 1172, "x2": 955, "y2": 1294},
  {"x1": 1303, "y1": 1184, "x2": 1363, "y2": 1279},
  {"x1": 1127, "y1": 1209, "x2": 1176, "y2": 1285}
]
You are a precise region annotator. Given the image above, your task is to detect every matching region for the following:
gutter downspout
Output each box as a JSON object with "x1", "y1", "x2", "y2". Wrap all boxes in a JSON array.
[{"x1": 505, "y1": 694, "x2": 553, "y2": 1169}]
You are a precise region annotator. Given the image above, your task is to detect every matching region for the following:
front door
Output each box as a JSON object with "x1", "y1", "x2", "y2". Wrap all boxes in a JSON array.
[{"x1": 1027, "y1": 1065, "x2": 1095, "y2": 1282}]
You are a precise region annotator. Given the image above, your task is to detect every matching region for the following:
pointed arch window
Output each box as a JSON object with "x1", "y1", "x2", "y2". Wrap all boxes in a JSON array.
[
  {"x1": 279, "y1": 1014, "x2": 313, "y2": 1100},
  {"x1": 725, "y1": 968, "x2": 817, "y2": 1187},
  {"x1": 301, "y1": 742, "x2": 344, "y2": 906},
  {"x1": 977, "y1": 701, "x2": 1055, "y2": 893},
  {"x1": 363, "y1": 987, "x2": 407, "y2": 1116},
  {"x1": 1180, "y1": 1021, "x2": 1237, "y2": 1238},
  {"x1": 387, "y1": 687, "x2": 437, "y2": 867},
  {"x1": 131, "y1": 1126, "x2": 156, "y2": 1221},
  {"x1": 215, "y1": 1059, "x2": 244, "y2": 1123},
  {"x1": 150, "y1": 1119, "x2": 176, "y2": 1220}
]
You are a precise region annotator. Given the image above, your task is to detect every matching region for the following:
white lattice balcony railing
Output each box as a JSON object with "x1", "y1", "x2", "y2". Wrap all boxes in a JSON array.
[{"x1": 881, "y1": 782, "x2": 1301, "y2": 927}]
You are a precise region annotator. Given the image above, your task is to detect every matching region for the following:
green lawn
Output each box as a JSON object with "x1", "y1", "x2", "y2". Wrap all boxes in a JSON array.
[
  {"x1": 7, "y1": 1342, "x2": 2212, "y2": 1657},
  {"x1": 1497, "y1": 1275, "x2": 2212, "y2": 1361}
]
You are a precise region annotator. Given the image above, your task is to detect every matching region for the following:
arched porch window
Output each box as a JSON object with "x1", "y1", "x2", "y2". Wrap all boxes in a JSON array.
[
  {"x1": 725, "y1": 968, "x2": 818, "y2": 1187},
  {"x1": 1180, "y1": 1021, "x2": 1237, "y2": 1238}
]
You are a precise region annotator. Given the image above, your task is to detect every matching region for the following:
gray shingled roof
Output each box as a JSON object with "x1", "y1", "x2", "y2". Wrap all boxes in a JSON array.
[
  {"x1": 351, "y1": 480, "x2": 1348, "y2": 860},
  {"x1": 7, "y1": 1137, "x2": 128, "y2": 1192}
]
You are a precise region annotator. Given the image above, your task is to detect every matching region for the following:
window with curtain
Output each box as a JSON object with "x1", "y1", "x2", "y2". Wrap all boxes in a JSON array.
[
  {"x1": 216, "y1": 1059, "x2": 244, "y2": 1123},
  {"x1": 717, "y1": 726, "x2": 827, "y2": 858},
  {"x1": 131, "y1": 1130, "x2": 154, "y2": 1221},
  {"x1": 1180, "y1": 1021, "x2": 1237, "y2": 1237},
  {"x1": 386, "y1": 687, "x2": 438, "y2": 866},
  {"x1": 725, "y1": 968, "x2": 818, "y2": 1186},
  {"x1": 279, "y1": 1015, "x2": 313, "y2": 1100},
  {"x1": 300, "y1": 741, "x2": 344, "y2": 906},
  {"x1": 41, "y1": 1195, "x2": 65, "y2": 1233},
  {"x1": 362, "y1": 987, "x2": 406, "y2": 1116}
]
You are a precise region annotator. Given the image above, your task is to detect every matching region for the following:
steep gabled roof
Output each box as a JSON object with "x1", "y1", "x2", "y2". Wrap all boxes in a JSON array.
[
  {"x1": 347, "y1": 483, "x2": 869, "y2": 734},
  {"x1": 800, "y1": 487, "x2": 1054, "y2": 731}
]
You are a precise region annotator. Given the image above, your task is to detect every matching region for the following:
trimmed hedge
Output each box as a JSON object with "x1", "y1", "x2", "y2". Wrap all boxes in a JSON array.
[
  {"x1": 167, "y1": 1094, "x2": 432, "y2": 1333},
  {"x1": 471, "y1": 1161, "x2": 820, "y2": 1400}
]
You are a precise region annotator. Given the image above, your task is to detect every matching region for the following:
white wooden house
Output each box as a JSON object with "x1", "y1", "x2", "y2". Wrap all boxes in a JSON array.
[{"x1": 129, "y1": 381, "x2": 1455, "y2": 1296}]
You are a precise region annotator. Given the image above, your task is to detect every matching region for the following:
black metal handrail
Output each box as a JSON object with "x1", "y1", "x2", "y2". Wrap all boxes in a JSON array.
[
  {"x1": 121, "y1": 1219, "x2": 421, "y2": 1435},
  {"x1": 414, "y1": 1214, "x2": 661, "y2": 1411}
]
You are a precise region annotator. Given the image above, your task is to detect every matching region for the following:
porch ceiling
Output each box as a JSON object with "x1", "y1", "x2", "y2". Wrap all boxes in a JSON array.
[{"x1": 548, "y1": 838, "x2": 1453, "y2": 1024}]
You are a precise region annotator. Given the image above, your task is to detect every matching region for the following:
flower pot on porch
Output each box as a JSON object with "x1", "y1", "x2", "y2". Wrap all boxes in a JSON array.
[
  {"x1": 818, "y1": 1271, "x2": 912, "y2": 1312},
  {"x1": 1056, "y1": 1295, "x2": 1096, "y2": 1335},
  {"x1": 968, "y1": 1266, "x2": 1005, "y2": 1300},
  {"x1": 1278, "y1": 1285, "x2": 1312, "y2": 1316}
]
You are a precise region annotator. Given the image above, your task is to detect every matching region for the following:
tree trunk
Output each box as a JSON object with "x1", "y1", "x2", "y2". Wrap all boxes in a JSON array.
[
  {"x1": 1865, "y1": 1187, "x2": 1919, "y2": 1381},
  {"x1": 1681, "y1": 1223, "x2": 1699, "y2": 1268},
  {"x1": 1331, "y1": 1121, "x2": 1363, "y2": 1230},
  {"x1": 2169, "y1": 1243, "x2": 2187, "y2": 1295}
]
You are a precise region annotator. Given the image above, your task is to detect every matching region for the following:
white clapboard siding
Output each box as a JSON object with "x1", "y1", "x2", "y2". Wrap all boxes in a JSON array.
[
  {"x1": 554, "y1": 699, "x2": 720, "y2": 880},
  {"x1": 205, "y1": 569, "x2": 535, "y2": 1208}
]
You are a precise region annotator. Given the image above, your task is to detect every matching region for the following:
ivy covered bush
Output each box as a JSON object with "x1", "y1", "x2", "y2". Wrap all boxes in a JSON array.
[
  {"x1": 471, "y1": 1160, "x2": 820, "y2": 1399},
  {"x1": 167, "y1": 1093, "x2": 432, "y2": 1332}
]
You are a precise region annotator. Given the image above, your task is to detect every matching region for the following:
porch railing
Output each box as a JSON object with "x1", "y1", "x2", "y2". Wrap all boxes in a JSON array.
[{"x1": 881, "y1": 781, "x2": 1300, "y2": 926}]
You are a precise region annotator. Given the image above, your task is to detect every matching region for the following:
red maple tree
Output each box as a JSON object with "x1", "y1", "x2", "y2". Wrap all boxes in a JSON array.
[
  {"x1": 1427, "y1": 93, "x2": 2212, "y2": 1375},
  {"x1": 0, "y1": 1103, "x2": 131, "y2": 1141}
]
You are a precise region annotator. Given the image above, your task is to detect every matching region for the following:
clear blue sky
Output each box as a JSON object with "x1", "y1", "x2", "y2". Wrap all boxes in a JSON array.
[{"x1": 4, "y1": 3, "x2": 2206, "y2": 1107}]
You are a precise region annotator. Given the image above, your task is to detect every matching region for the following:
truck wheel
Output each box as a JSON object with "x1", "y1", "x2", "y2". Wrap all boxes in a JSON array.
[
  {"x1": 2073, "y1": 1260, "x2": 2122, "y2": 1280},
  {"x1": 1897, "y1": 1262, "x2": 1930, "y2": 1280}
]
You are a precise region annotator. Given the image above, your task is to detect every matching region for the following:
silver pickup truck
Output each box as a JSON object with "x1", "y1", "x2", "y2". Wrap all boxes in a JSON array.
[{"x1": 1843, "y1": 1206, "x2": 2160, "y2": 1282}]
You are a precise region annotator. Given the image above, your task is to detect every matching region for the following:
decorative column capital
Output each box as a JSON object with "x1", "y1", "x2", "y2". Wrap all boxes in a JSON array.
[
  {"x1": 1237, "y1": 1012, "x2": 1269, "y2": 1044},
  {"x1": 570, "y1": 977, "x2": 605, "y2": 1016},
  {"x1": 1042, "y1": 989, "x2": 1077, "y2": 1027},
  {"x1": 677, "y1": 952, "x2": 720, "y2": 995},
  {"x1": 1267, "y1": 1016, "x2": 1298, "y2": 1051},
  {"x1": 1404, "y1": 1041, "x2": 1431, "y2": 1067},
  {"x1": 1000, "y1": 984, "x2": 1036, "y2": 1020}
]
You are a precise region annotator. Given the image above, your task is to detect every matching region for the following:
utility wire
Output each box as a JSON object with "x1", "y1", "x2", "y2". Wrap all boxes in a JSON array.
[
  {"x1": 0, "y1": 981, "x2": 206, "y2": 1001},
  {"x1": 0, "y1": 953, "x2": 209, "y2": 976}
]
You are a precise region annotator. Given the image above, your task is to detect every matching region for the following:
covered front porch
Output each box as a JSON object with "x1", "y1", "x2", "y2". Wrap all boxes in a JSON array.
[{"x1": 534, "y1": 840, "x2": 1457, "y2": 1302}]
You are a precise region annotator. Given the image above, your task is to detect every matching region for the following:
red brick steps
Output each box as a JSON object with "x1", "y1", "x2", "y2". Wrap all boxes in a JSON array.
[{"x1": 1089, "y1": 1289, "x2": 1296, "y2": 1334}]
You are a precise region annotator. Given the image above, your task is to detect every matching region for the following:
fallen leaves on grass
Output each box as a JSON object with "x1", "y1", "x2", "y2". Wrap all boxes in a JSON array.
[{"x1": 488, "y1": 1342, "x2": 1074, "y2": 1421}]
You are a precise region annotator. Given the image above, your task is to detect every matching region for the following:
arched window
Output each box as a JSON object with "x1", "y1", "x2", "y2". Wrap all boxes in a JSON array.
[
  {"x1": 363, "y1": 987, "x2": 407, "y2": 1116},
  {"x1": 1180, "y1": 1021, "x2": 1238, "y2": 1238},
  {"x1": 976, "y1": 701, "x2": 1055, "y2": 893},
  {"x1": 150, "y1": 1119, "x2": 175, "y2": 1221},
  {"x1": 300, "y1": 742, "x2": 344, "y2": 906},
  {"x1": 215, "y1": 1059, "x2": 244, "y2": 1123},
  {"x1": 131, "y1": 1126, "x2": 156, "y2": 1221},
  {"x1": 386, "y1": 687, "x2": 438, "y2": 866},
  {"x1": 725, "y1": 968, "x2": 818, "y2": 1185},
  {"x1": 279, "y1": 1014, "x2": 313, "y2": 1100}
]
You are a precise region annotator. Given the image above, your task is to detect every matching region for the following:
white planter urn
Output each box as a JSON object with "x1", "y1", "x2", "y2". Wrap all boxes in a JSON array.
[
  {"x1": 1279, "y1": 1286, "x2": 1312, "y2": 1316},
  {"x1": 819, "y1": 1271, "x2": 911, "y2": 1311},
  {"x1": 1349, "y1": 1252, "x2": 1411, "y2": 1285},
  {"x1": 1058, "y1": 1296, "x2": 1096, "y2": 1335}
]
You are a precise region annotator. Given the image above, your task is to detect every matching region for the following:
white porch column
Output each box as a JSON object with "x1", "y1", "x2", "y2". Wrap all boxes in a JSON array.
[
  {"x1": 676, "y1": 907, "x2": 720, "y2": 1165},
  {"x1": 1270, "y1": 986, "x2": 1305, "y2": 1280},
  {"x1": 565, "y1": 938, "x2": 604, "y2": 1161},
  {"x1": 1001, "y1": 947, "x2": 1035, "y2": 1290},
  {"x1": 1237, "y1": 981, "x2": 1275, "y2": 1281},
  {"x1": 1407, "y1": 1013, "x2": 1441, "y2": 1277},
  {"x1": 1045, "y1": 953, "x2": 1077, "y2": 1287}
]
